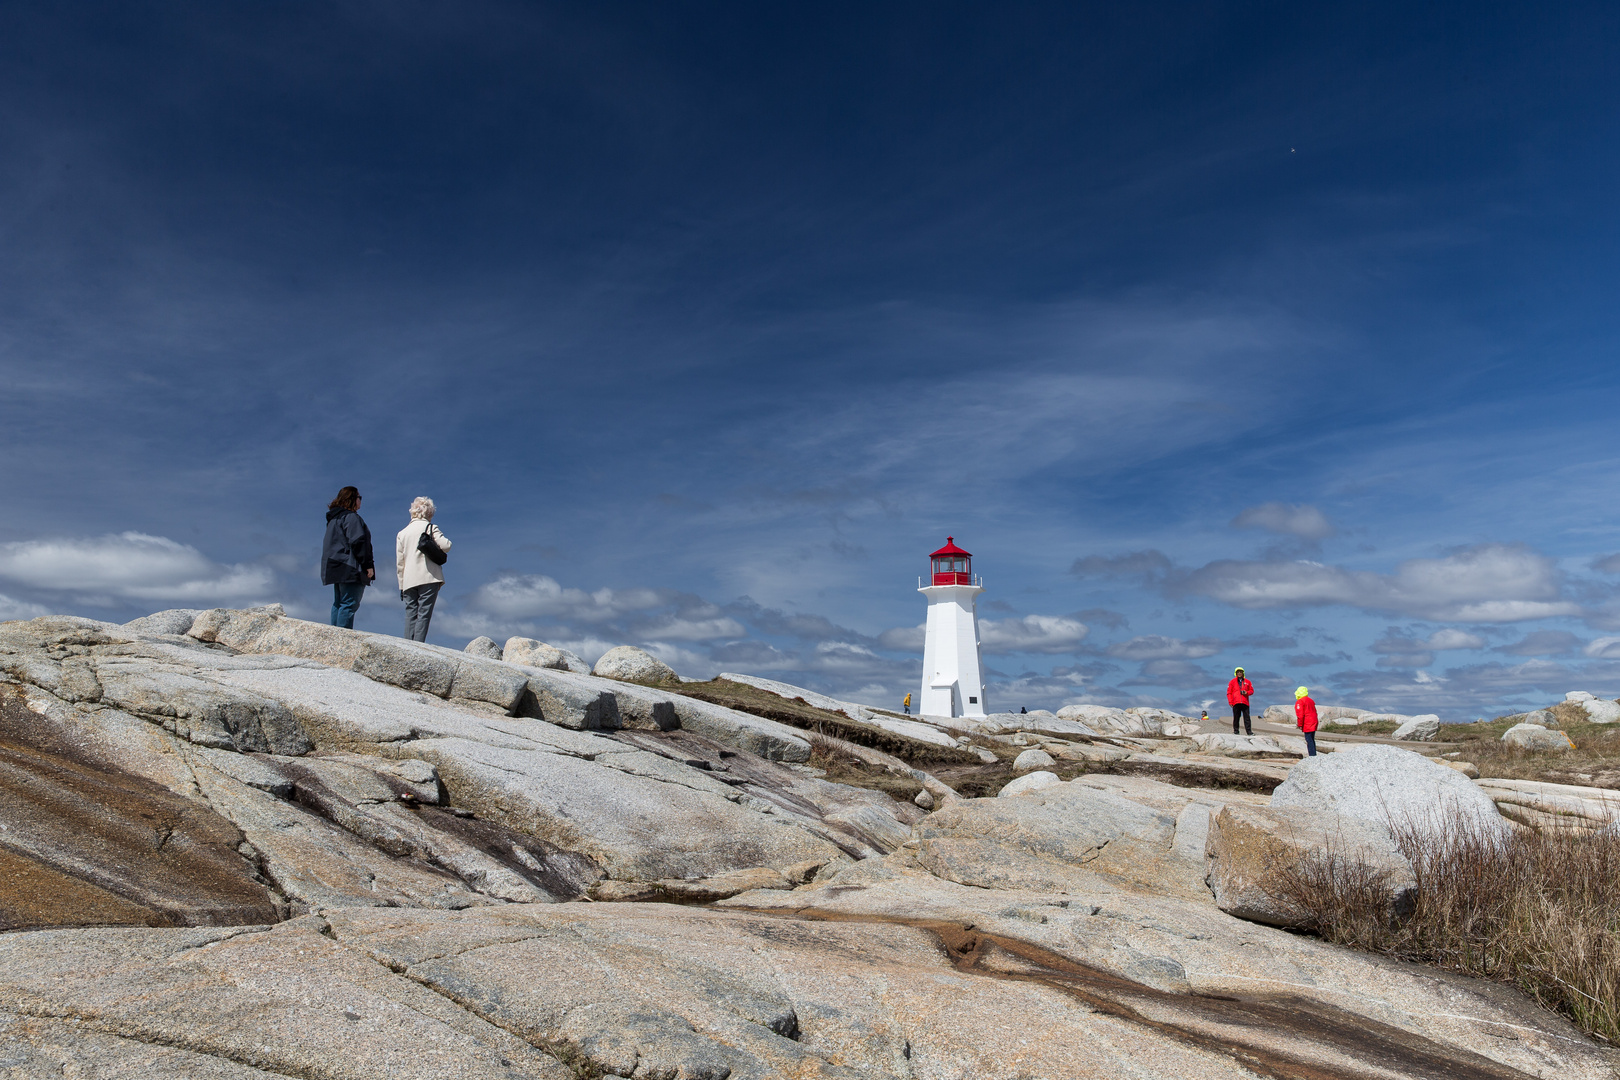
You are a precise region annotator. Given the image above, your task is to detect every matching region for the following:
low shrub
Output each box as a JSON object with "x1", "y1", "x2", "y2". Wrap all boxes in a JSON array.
[{"x1": 1266, "y1": 810, "x2": 1620, "y2": 1041}]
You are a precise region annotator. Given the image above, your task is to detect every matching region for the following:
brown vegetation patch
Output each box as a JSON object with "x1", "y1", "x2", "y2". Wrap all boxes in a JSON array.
[
  {"x1": 1261, "y1": 809, "x2": 1620, "y2": 1042},
  {"x1": 1438, "y1": 714, "x2": 1620, "y2": 788}
]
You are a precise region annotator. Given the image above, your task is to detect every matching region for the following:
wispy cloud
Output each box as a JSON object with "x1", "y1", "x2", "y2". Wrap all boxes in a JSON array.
[
  {"x1": 0, "y1": 533, "x2": 277, "y2": 606},
  {"x1": 1231, "y1": 502, "x2": 1336, "y2": 540}
]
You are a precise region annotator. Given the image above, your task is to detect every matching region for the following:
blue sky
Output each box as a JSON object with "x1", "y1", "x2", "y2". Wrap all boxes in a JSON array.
[{"x1": 3, "y1": 2, "x2": 1619, "y2": 719}]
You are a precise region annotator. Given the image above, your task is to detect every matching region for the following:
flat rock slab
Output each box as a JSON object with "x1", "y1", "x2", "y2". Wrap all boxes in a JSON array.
[
  {"x1": 0, "y1": 918, "x2": 572, "y2": 1080},
  {"x1": 726, "y1": 865, "x2": 1610, "y2": 1080}
]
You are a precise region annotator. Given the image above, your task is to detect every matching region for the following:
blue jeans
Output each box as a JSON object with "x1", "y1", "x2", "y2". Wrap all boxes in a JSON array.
[
  {"x1": 331, "y1": 581, "x2": 365, "y2": 628},
  {"x1": 1304, "y1": 730, "x2": 1317, "y2": 756},
  {"x1": 403, "y1": 582, "x2": 441, "y2": 642}
]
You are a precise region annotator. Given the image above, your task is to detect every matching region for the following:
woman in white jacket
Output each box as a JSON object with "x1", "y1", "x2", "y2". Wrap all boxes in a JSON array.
[{"x1": 396, "y1": 497, "x2": 451, "y2": 641}]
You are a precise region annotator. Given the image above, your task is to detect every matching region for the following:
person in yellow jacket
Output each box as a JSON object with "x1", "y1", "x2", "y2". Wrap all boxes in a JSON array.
[{"x1": 903, "y1": 692, "x2": 912, "y2": 716}]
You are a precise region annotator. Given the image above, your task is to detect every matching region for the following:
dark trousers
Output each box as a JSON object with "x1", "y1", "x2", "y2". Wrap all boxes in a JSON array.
[
  {"x1": 1304, "y1": 730, "x2": 1317, "y2": 756},
  {"x1": 1231, "y1": 703, "x2": 1252, "y2": 735},
  {"x1": 331, "y1": 581, "x2": 365, "y2": 629},
  {"x1": 403, "y1": 582, "x2": 441, "y2": 642}
]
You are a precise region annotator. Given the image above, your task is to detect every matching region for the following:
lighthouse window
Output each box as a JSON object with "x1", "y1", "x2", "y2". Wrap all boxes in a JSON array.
[{"x1": 968, "y1": 696, "x2": 977, "y2": 704}]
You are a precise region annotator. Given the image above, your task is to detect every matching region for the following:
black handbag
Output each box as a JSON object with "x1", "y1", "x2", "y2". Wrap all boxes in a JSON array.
[{"x1": 417, "y1": 522, "x2": 448, "y2": 565}]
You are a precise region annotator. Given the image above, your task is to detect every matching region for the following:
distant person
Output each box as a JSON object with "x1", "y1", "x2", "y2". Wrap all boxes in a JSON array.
[
  {"x1": 1295, "y1": 686, "x2": 1319, "y2": 756},
  {"x1": 1020, "y1": 706, "x2": 1027, "y2": 714},
  {"x1": 322, "y1": 486, "x2": 374, "y2": 629},
  {"x1": 903, "y1": 692, "x2": 912, "y2": 715},
  {"x1": 396, "y1": 497, "x2": 451, "y2": 642},
  {"x1": 1227, "y1": 667, "x2": 1254, "y2": 736}
]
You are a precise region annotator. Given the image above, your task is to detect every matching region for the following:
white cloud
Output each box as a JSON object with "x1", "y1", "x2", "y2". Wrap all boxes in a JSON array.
[
  {"x1": 634, "y1": 616, "x2": 746, "y2": 641},
  {"x1": 1230, "y1": 502, "x2": 1335, "y2": 540},
  {"x1": 877, "y1": 624, "x2": 926, "y2": 651},
  {"x1": 1424, "y1": 628, "x2": 1487, "y2": 650},
  {"x1": 1180, "y1": 544, "x2": 1579, "y2": 622},
  {"x1": 1105, "y1": 634, "x2": 1220, "y2": 660},
  {"x1": 978, "y1": 615, "x2": 1089, "y2": 654},
  {"x1": 0, "y1": 592, "x2": 53, "y2": 621},
  {"x1": 1584, "y1": 637, "x2": 1620, "y2": 660},
  {"x1": 0, "y1": 533, "x2": 276, "y2": 605},
  {"x1": 464, "y1": 574, "x2": 667, "y2": 622}
]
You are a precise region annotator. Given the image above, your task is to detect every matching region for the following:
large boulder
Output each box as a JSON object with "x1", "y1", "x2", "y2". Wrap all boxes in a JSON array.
[
  {"x1": 1582, "y1": 699, "x2": 1620, "y2": 723},
  {"x1": 1390, "y1": 715, "x2": 1441, "y2": 741},
  {"x1": 1501, "y1": 723, "x2": 1575, "y2": 752},
  {"x1": 1012, "y1": 748, "x2": 1055, "y2": 772},
  {"x1": 462, "y1": 636, "x2": 502, "y2": 660},
  {"x1": 503, "y1": 637, "x2": 590, "y2": 674},
  {"x1": 1566, "y1": 691, "x2": 1596, "y2": 703},
  {"x1": 1270, "y1": 744, "x2": 1507, "y2": 842},
  {"x1": 592, "y1": 645, "x2": 676, "y2": 684},
  {"x1": 1204, "y1": 804, "x2": 1416, "y2": 930}
]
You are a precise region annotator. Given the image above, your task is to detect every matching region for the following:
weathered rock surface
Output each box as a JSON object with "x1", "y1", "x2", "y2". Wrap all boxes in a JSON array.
[
  {"x1": 1, "y1": 608, "x2": 1607, "y2": 1080},
  {"x1": 728, "y1": 791, "x2": 1606, "y2": 1079},
  {"x1": 591, "y1": 644, "x2": 676, "y2": 683},
  {"x1": 1271, "y1": 744, "x2": 1509, "y2": 841},
  {"x1": 502, "y1": 636, "x2": 590, "y2": 673},
  {"x1": 1204, "y1": 803, "x2": 1416, "y2": 929},
  {"x1": 1502, "y1": 722, "x2": 1576, "y2": 751},
  {"x1": 1478, "y1": 776, "x2": 1620, "y2": 834}
]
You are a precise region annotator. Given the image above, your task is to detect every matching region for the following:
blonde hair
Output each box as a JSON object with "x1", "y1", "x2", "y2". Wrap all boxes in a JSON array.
[{"x1": 409, "y1": 497, "x2": 436, "y2": 521}]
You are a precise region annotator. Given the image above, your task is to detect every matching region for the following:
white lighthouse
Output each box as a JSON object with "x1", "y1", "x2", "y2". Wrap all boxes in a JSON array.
[{"x1": 918, "y1": 537, "x2": 987, "y2": 717}]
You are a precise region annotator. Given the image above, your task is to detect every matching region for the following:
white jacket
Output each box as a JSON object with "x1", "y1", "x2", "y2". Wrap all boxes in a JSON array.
[{"x1": 396, "y1": 519, "x2": 451, "y2": 591}]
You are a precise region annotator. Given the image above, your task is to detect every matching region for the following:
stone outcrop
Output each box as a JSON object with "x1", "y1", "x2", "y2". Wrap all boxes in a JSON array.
[{"x1": 3, "y1": 608, "x2": 1609, "y2": 1080}]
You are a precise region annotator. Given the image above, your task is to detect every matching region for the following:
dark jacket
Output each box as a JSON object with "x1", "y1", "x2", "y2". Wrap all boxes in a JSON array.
[{"x1": 321, "y1": 508, "x2": 374, "y2": 586}]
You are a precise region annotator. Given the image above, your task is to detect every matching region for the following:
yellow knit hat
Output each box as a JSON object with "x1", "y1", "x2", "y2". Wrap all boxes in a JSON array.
[{"x1": 1295, "y1": 686, "x2": 1309, "y2": 699}]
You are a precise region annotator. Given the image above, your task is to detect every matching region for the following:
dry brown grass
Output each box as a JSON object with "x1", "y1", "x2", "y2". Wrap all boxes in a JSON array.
[
  {"x1": 1266, "y1": 810, "x2": 1620, "y2": 1042},
  {"x1": 1437, "y1": 711, "x2": 1620, "y2": 788}
]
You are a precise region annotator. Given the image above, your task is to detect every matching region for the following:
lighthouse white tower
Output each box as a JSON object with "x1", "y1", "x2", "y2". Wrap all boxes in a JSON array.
[{"x1": 918, "y1": 537, "x2": 987, "y2": 717}]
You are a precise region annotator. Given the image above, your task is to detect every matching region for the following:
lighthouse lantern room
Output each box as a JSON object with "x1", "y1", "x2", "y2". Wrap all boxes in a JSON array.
[{"x1": 918, "y1": 537, "x2": 987, "y2": 718}]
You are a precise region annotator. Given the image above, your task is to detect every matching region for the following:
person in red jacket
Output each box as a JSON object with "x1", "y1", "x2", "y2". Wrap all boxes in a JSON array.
[
  {"x1": 1226, "y1": 667, "x2": 1254, "y2": 735},
  {"x1": 1294, "y1": 686, "x2": 1319, "y2": 757}
]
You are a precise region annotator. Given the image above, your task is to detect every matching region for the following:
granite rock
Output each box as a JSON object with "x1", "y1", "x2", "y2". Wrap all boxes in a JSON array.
[{"x1": 592, "y1": 644, "x2": 677, "y2": 683}]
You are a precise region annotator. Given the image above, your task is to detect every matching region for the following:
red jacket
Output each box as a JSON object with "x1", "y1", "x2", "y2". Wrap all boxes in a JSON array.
[
  {"x1": 1295, "y1": 696, "x2": 1319, "y2": 733},
  {"x1": 1226, "y1": 677, "x2": 1253, "y2": 705}
]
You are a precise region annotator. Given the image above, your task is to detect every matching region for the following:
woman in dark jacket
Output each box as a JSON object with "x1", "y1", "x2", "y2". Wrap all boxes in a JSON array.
[{"x1": 321, "y1": 486, "x2": 375, "y2": 628}]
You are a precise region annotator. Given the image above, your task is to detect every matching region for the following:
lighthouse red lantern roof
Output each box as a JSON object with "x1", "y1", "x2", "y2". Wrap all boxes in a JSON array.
[{"x1": 929, "y1": 537, "x2": 974, "y2": 586}]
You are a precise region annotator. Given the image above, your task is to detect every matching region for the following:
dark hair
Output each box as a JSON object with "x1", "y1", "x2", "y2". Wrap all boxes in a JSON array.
[{"x1": 328, "y1": 486, "x2": 361, "y2": 512}]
